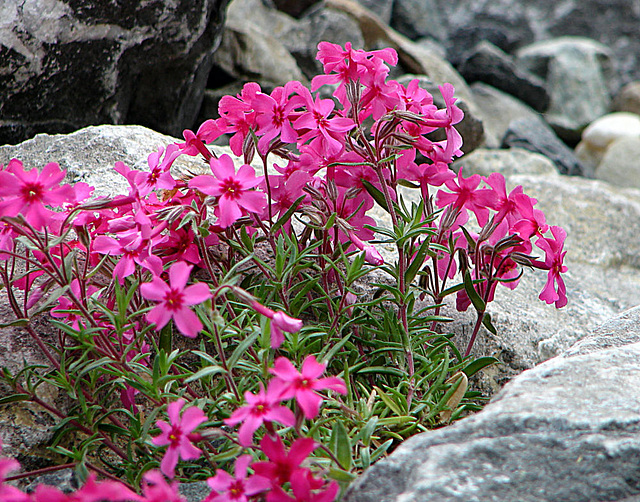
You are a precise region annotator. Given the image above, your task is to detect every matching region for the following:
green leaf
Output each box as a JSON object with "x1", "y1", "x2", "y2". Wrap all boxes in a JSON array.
[
  {"x1": 372, "y1": 386, "x2": 403, "y2": 416},
  {"x1": 184, "y1": 364, "x2": 226, "y2": 383},
  {"x1": 404, "y1": 237, "x2": 430, "y2": 285},
  {"x1": 462, "y1": 356, "x2": 499, "y2": 378},
  {"x1": 463, "y1": 270, "x2": 485, "y2": 313},
  {"x1": 228, "y1": 331, "x2": 259, "y2": 368},
  {"x1": 362, "y1": 179, "x2": 390, "y2": 213},
  {"x1": 397, "y1": 178, "x2": 420, "y2": 189},
  {"x1": 0, "y1": 318, "x2": 29, "y2": 328},
  {"x1": 330, "y1": 420, "x2": 352, "y2": 470},
  {"x1": 482, "y1": 311, "x2": 497, "y2": 335},
  {"x1": 271, "y1": 195, "x2": 306, "y2": 234},
  {"x1": 327, "y1": 469, "x2": 357, "y2": 483},
  {"x1": 0, "y1": 393, "x2": 30, "y2": 405}
]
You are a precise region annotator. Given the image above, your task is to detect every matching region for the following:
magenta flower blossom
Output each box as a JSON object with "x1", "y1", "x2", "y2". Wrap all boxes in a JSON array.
[
  {"x1": 294, "y1": 86, "x2": 355, "y2": 155},
  {"x1": 140, "y1": 261, "x2": 212, "y2": 338},
  {"x1": 151, "y1": 398, "x2": 207, "y2": 478},
  {"x1": 142, "y1": 470, "x2": 187, "y2": 502},
  {"x1": 269, "y1": 356, "x2": 347, "y2": 419},
  {"x1": 252, "y1": 435, "x2": 317, "y2": 488},
  {"x1": 0, "y1": 159, "x2": 76, "y2": 229},
  {"x1": 436, "y1": 168, "x2": 498, "y2": 227},
  {"x1": 205, "y1": 454, "x2": 270, "y2": 502},
  {"x1": 189, "y1": 154, "x2": 266, "y2": 228},
  {"x1": 251, "y1": 300, "x2": 303, "y2": 349},
  {"x1": 347, "y1": 230, "x2": 384, "y2": 266},
  {"x1": 535, "y1": 225, "x2": 568, "y2": 308},
  {"x1": 225, "y1": 379, "x2": 295, "y2": 446}
]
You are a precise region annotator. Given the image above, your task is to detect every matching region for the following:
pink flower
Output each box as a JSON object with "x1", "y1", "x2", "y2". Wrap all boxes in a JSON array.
[
  {"x1": 436, "y1": 168, "x2": 497, "y2": 226},
  {"x1": 133, "y1": 144, "x2": 180, "y2": 196},
  {"x1": 205, "y1": 454, "x2": 270, "y2": 502},
  {"x1": 225, "y1": 380, "x2": 295, "y2": 446},
  {"x1": 140, "y1": 261, "x2": 212, "y2": 338},
  {"x1": 293, "y1": 86, "x2": 355, "y2": 155},
  {"x1": 141, "y1": 470, "x2": 187, "y2": 502},
  {"x1": 268, "y1": 470, "x2": 339, "y2": 502},
  {"x1": 251, "y1": 301, "x2": 303, "y2": 349},
  {"x1": 0, "y1": 159, "x2": 76, "y2": 229},
  {"x1": 535, "y1": 226, "x2": 568, "y2": 308},
  {"x1": 252, "y1": 435, "x2": 317, "y2": 488},
  {"x1": 189, "y1": 154, "x2": 266, "y2": 228},
  {"x1": 347, "y1": 230, "x2": 384, "y2": 266},
  {"x1": 178, "y1": 119, "x2": 223, "y2": 160},
  {"x1": 269, "y1": 356, "x2": 347, "y2": 419},
  {"x1": 152, "y1": 399, "x2": 207, "y2": 478}
]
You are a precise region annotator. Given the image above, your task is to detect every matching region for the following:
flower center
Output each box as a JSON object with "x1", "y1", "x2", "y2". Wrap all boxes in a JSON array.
[
  {"x1": 229, "y1": 480, "x2": 245, "y2": 499},
  {"x1": 21, "y1": 183, "x2": 44, "y2": 203},
  {"x1": 220, "y1": 178, "x2": 243, "y2": 199},
  {"x1": 164, "y1": 288, "x2": 184, "y2": 311}
]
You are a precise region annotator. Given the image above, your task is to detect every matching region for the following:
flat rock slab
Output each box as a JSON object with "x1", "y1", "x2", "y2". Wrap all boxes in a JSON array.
[{"x1": 345, "y1": 308, "x2": 640, "y2": 502}]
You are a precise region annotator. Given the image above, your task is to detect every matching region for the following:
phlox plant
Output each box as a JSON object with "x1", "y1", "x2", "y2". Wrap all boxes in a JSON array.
[{"x1": 0, "y1": 41, "x2": 567, "y2": 501}]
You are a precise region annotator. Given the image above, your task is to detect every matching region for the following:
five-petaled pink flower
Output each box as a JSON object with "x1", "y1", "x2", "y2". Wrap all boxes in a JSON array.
[
  {"x1": 535, "y1": 225, "x2": 568, "y2": 308},
  {"x1": 189, "y1": 154, "x2": 266, "y2": 228},
  {"x1": 140, "y1": 261, "x2": 212, "y2": 338},
  {"x1": 0, "y1": 159, "x2": 76, "y2": 229},
  {"x1": 270, "y1": 356, "x2": 347, "y2": 419},
  {"x1": 205, "y1": 454, "x2": 270, "y2": 502},
  {"x1": 152, "y1": 398, "x2": 207, "y2": 479},
  {"x1": 252, "y1": 435, "x2": 317, "y2": 488},
  {"x1": 225, "y1": 380, "x2": 295, "y2": 446}
]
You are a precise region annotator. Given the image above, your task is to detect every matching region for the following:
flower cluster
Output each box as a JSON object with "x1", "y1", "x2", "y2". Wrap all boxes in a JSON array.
[{"x1": 0, "y1": 40, "x2": 568, "y2": 501}]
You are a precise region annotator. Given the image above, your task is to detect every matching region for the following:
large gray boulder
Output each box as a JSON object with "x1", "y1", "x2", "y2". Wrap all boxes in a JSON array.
[
  {"x1": 344, "y1": 305, "x2": 640, "y2": 502},
  {"x1": 0, "y1": 0, "x2": 230, "y2": 145}
]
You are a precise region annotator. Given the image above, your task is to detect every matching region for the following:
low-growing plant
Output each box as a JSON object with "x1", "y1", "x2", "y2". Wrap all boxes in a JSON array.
[{"x1": 0, "y1": 42, "x2": 567, "y2": 501}]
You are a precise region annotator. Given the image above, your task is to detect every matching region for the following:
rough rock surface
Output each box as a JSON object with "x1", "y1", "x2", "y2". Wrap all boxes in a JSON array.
[
  {"x1": 458, "y1": 41, "x2": 549, "y2": 112},
  {"x1": 575, "y1": 112, "x2": 640, "y2": 174},
  {"x1": 502, "y1": 116, "x2": 586, "y2": 176},
  {"x1": 613, "y1": 81, "x2": 640, "y2": 116},
  {"x1": 344, "y1": 311, "x2": 640, "y2": 501},
  {"x1": 517, "y1": 37, "x2": 614, "y2": 141},
  {"x1": 469, "y1": 83, "x2": 542, "y2": 148},
  {"x1": 0, "y1": 0, "x2": 230, "y2": 145},
  {"x1": 594, "y1": 136, "x2": 640, "y2": 190}
]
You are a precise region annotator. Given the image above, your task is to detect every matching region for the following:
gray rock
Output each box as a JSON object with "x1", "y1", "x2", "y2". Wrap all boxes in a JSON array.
[
  {"x1": 386, "y1": 0, "x2": 639, "y2": 87},
  {"x1": 354, "y1": 0, "x2": 394, "y2": 25},
  {"x1": 517, "y1": 37, "x2": 615, "y2": 142},
  {"x1": 470, "y1": 83, "x2": 544, "y2": 148},
  {"x1": 287, "y1": 6, "x2": 365, "y2": 79},
  {"x1": 502, "y1": 116, "x2": 586, "y2": 176},
  {"x1": 211, "y1": 21, "x2": 306, "y2": 89},
  {"x1": 575, "y1": 112, "x2": 640, "y2": 175},
  {"x1": 613, "y1": 81, "x2": 640, "y2": 116},
  {"x1": 345, "y1": 329, "x2": 640, "y2": 502},
  {"x1": 452, "y1": 147, "x2": 558, "y2": 178},
  {"x1": 594, "y1": 136, "x2": 640, "y2": 189},
  {"x1": 0, "y1": 0, "x2": 230, "y2": 145},
  {"x1": 458, "y1": 41, "x2": 549, "y2": 112},
  {"x1": 390, "y1": 0, "x2": 449, "y2": 41}
]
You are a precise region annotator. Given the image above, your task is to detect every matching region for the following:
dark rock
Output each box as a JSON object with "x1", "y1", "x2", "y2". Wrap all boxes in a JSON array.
[
  {"x1": 502, "y1": 117, "x2": 586, "y2": 176},
  {"x1": 458, "y1": 42, "x2": 549, "y2": 112},
  {"x1": 354, "y1": 0, "x2": 394, "y2": 25},
  {"x1": 390, "y1": 0, "x2": 449, "y2": 41},
  {"x1": 271, "y1": 0, "x2": 319, "y2": 18},
  {"x1": 25, "y1": 469, "x2": 77, "y2": 493},
  {"x1": 446, "y1": 17, "x2": 535, "y2": 68},
  {"x1": 0, "y1": 0, "x2": 230, "y2": 146},
  {"x1": 344, "y1": 316, "x2": 640, "y2": 502}
]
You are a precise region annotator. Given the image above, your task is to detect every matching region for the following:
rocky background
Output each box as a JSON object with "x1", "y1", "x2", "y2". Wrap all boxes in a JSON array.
[{"x1": 2, "y1": 0, "x2": 640, "y2": 500}]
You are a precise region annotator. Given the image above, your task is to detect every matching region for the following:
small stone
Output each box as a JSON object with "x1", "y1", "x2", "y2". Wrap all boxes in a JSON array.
[
  {"x1": 575, "y1": 112, "x2": 640, "y2": 173},
  {"x1": 613, "y1": 81, "x2": 640, "y2": 116},
  {"x1": 594, "y1": 136, "x2": 640, "y2": 189}
]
